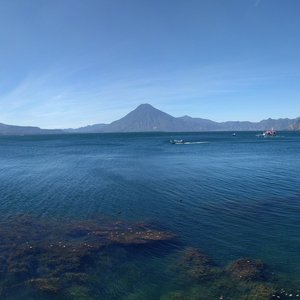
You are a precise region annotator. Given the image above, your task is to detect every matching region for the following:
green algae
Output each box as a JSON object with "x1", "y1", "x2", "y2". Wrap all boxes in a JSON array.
[
  {"x1": 67, "y1": 286, "x2": 94, "y2": 300},
  {"x1": 0, "y1": 215, "x2": 176, "y2": 299},
  {"x1": 0, "y1": 215, "x2": 299, "y2": 299},
  {"x1": 178, "y1": 247, "x2": 223, "y2": 282},
  {"x1": 228, "y1": 258, "x2": 269, "y2": 282},
  {"x1": 159, "y1": 247, "x2": 300, "y2": 300},
  {"x1": 160, "y1": 290, "x2": 189, "y2": 300}
]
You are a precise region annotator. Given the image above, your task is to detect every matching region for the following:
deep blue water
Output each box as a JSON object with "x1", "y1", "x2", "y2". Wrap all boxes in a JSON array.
[{"x1": 0, "y1": 132, "x2": 300, "y2": 299}]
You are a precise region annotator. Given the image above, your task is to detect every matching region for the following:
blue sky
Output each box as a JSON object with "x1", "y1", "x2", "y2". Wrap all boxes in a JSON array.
[{"x1": 0, "y1": 0, "x2": 299, "y2": 128}]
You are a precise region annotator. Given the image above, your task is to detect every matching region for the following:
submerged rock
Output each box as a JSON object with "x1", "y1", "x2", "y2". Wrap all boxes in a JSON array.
[
  {"x1": 0, "y1": 215, "x2": 176, "y2": 297},
  {"x1": 0, "y1": 215, "x2": 292, "y2": 299},
  {"x1": 179, "y1": 247, "x2": 221, "y2": 281},
  {"x1": 67, "y1": 285, "x2": 94, "y2": 300},
  {"x1": 68, "y1": 226, "x2": 92, "y2": 238},
  {"x1": 244, "y1": 284, "x2": 277, "y2": 300},
  {"x1": 228, "y1": 258, "x2": 268, "y2": 282},
  {"x1": 181, "y1": 247, "x2": 212, "y2": 266},
  {"x1": 27, "y1": 277, "x2": 60, "y2": 294},
  {"x1": 62, "y1": 272, "x2": 89, "y2": 285},
  {"x1": 160, "y1": 290, "x2": 189, "y2": 300},
  {"x1": 67, "y1": 221, "x2": 176, "y2": 246}
]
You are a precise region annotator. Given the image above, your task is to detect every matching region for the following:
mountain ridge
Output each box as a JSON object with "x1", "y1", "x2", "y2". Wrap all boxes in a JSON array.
[
  {"x1": 0, "y1": 103, "x2": 299, "y2": 135},
  {"x1": 0, "y1": 123, "x2": 63, "y2": 136},
  {"x1": 287, "y1": 118, "x2": 300, "y2": 131},
  {"x1": 69, "y1": 103, "x2": 300, "y2": 133}
]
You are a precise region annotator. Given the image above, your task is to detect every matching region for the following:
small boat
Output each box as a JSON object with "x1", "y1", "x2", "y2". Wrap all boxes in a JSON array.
[
  {"x1": 262, "y1": 129, "x2": 276, "y2": 136},
  {"x1": 232, "y1": 133, "x2": 236, "y2": 136},
  {"x1": 170, "y1": 139, "x2": 185, "y2": 144}
]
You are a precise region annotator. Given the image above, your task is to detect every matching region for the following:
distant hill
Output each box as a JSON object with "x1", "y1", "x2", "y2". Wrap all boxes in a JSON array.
[
  {"x1": 220, "y1": 118, "x2": 296, "y2": 131},
  {"x1": 287, "y1": 118, "x2": 300, "y2": 131},
  {"x1": 68, "y1": 104, "x2": 300, "y2": 133},
  {"x1": 101, "y1": 104, "x2": 186, "y2": 132},
  {"x1": 0, "y1": 123, "x2": 62, "y2": 136},
  {"x1": 1, "y1": 104, "x2": 299, "y2": 135},
  {"x1": 64, "y1": 124, "x2": 107, "y2": 133},
  {"x1": 178, "y1": 115, "x2": 222, "y2": 131}
]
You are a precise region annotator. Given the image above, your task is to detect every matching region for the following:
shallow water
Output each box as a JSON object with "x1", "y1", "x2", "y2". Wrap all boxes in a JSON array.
[{"x1": 0, "y1": 132, "x2": 300, "y2": 299}]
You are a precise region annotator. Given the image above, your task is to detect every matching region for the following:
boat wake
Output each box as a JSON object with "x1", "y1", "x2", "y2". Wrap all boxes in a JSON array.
[
  {"x1": 170, "y1": 140, "x2": 209, "y2": 145},
  {"x1": 182, "y1": 141, "x2": 209, "y2": 144}
]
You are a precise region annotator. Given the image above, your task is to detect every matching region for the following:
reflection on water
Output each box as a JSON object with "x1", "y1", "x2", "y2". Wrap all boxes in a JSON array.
[{"x1": 0, "y1": 215, "x2": 299, "y2": 299}]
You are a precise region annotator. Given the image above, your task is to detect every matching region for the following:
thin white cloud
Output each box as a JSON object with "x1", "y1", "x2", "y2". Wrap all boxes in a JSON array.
[{"x1": 0, "y1": 61, "x2": 299, "y2": 128}]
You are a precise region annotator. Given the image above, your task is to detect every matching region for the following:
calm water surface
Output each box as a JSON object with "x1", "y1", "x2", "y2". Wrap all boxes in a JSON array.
[{"x1": 0, "y1": 132, "x2": 300, "y2": 299}]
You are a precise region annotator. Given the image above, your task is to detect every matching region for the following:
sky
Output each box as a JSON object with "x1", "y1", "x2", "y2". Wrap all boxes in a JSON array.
[{"x1": 0, "y1": 0, "x2": 299, "y2": 128}]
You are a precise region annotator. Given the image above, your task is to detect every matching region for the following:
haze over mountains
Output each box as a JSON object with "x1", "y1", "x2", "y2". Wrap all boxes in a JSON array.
[
  {"x1": 0, "y1": 123, "x2": 62, "y2": 136},
  {"x1": 288, "y1": 119, "x2": 300, "y2": 131},
  {"x1": 69, "y1": 104, "x2": 300, "y2": 133},
  {"x1": 0, "y1": 104, "x2": 299, "y2": 135}
]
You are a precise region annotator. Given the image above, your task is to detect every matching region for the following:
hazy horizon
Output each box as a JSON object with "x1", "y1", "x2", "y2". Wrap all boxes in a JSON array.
[
  {"x1": 1, "y1": 102, "x2": 299, "y2": 130},
  {"x1": 0, "y1": 0, "x2": 300, "y2": 129}
]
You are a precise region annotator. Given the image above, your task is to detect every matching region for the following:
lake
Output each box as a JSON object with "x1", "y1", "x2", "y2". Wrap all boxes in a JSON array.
[{"x1": 0, "y1": 132, "x2": 300, "y2": 299}]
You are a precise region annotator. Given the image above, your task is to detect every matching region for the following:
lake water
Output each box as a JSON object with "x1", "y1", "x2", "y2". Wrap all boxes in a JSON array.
[{"x1": 0, "y1": 132, "x2": 300, "y2": 299}]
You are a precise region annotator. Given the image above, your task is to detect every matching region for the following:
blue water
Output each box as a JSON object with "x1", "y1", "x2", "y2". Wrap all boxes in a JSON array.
[{"x1": 0, "y1": 132, "x2": 300, "y2": 299}]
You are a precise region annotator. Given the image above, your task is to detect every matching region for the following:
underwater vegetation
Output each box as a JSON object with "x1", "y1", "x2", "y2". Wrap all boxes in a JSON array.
[
  {"x1": 161, "y1": 247, "x2": 300, "y2": 300},
  {"x1": 0, "y1": 215, "x2": 299, "y2": 299},
  {"x1": 0, "y1": 215, "x2": 175, "y2": 299}
]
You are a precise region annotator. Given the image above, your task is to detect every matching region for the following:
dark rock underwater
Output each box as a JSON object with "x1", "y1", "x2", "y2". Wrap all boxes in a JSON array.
[{"x1": 0, "y1": 215, "x2": 299, "y2": 299}]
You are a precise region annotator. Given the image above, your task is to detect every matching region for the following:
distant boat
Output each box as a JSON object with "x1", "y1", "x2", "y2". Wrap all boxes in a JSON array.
[
  {"x1": 232, "y1": 133, "x2": 236, "y2": 136},
  {"x1": 170, "y1": 139, "x2": 185, "y2": 144},
  {"x1": 262, "y1": 128, "x2": 276, "y2": 136}
]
